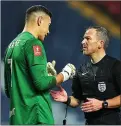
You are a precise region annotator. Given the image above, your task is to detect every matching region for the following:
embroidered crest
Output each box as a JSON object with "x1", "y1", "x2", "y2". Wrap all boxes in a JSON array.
[
  {"x1": 33, "y1": 46, "x2": 42, "y2": 56},
  {"x1": 98, "y1": 82, "x2": 106, "y2": 92}
]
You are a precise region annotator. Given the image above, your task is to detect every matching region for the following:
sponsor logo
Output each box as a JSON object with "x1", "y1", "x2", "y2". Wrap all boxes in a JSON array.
[{"x1": 82, "y1": 72, "x2": 88, "y2": 75}]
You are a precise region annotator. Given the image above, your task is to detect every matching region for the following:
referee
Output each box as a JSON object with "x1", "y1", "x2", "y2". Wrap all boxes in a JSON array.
[{"x1": 51, "y1": 26, "x2": 121, "y2": 125}]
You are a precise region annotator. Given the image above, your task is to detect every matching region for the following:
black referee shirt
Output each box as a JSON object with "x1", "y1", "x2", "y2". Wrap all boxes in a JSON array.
[{"x1": 72, "y1": 55, "x2": 121, "y2": 119}]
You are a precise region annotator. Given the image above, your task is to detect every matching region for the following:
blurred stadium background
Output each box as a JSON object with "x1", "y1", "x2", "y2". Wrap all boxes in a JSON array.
[{"x1": 1, "y1": 1, "x2": 120, "y2": 125}]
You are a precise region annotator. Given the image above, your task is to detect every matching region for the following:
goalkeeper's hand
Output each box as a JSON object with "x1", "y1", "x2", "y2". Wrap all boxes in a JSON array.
[
  {"x1": 61, "y1": 63, "x2": 76, "y2": 82},
  {"x1": 47, "y1": 60, "x2": 57, "y2": 76}
]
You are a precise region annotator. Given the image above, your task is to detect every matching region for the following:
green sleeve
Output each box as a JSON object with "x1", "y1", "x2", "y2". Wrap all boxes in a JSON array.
[
  {"x1": 24, "y1": 39, "x2": 56, "y2": 91},
  {"x1": 30, "y1": 65, "x2": 56, "y2": 91}
]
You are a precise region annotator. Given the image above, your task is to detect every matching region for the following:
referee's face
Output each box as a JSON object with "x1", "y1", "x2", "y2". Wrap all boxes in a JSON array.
[{"x1": 81, "y1": 28, "x2": 100, "y2": 56}]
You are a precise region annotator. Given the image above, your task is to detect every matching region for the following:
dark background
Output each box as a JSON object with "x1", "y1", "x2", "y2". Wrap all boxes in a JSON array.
[{"x1": 1, "y1": 1, "x2": 120, "y2": 124}]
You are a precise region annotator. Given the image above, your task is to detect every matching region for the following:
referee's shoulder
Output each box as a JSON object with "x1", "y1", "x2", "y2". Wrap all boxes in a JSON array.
[
  {"x1": 106, "y1": 55, "x2": 121, "y2": 62},
  {"x1": 107, "y1": 55, "x2": 121, "y2": 69}
]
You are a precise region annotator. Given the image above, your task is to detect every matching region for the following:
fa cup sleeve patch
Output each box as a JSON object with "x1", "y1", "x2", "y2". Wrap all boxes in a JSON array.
[{"x1": 33, "y1": 46, "x2": 42, "y2": 56}]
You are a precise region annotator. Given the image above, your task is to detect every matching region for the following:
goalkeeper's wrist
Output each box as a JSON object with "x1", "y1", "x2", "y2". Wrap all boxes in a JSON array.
[
  {"x1": 60, "y1": 71, "x2": 69, "y2": 82},
  {"x1": 63, "y1": 97, "x2": 71, "y2": 106}
]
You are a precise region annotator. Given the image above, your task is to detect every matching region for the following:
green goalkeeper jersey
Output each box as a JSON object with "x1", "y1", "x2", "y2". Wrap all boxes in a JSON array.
[{"x1": 4, "y1": 32, "x2": 56, "y2": 125}]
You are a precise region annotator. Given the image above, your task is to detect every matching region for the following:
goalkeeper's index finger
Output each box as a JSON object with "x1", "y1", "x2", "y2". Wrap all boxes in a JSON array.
[{"x1": 52, "y1": 60, "x2": 56, "y2": 67}]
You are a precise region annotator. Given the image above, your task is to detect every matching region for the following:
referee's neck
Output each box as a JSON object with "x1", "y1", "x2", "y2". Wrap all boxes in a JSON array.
[{"x1": 91, "y1": 51, "x2": 106, "y2": 64}]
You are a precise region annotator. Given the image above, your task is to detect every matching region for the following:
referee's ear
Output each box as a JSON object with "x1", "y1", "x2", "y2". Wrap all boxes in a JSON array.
[{"x1": 98, "y1": 40, "x2": 104, "y2": 49}]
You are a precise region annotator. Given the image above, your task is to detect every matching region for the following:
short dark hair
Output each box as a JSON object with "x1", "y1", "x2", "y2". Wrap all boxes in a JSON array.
[
  {"x1": 87, "y1": 26, "x2": 110, "y2": 48},
  {"x1": 25, "y1": 5, "x2": 52, "y2": 22}
]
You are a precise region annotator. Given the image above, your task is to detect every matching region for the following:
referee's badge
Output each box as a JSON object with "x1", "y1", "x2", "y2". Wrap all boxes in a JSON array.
[{"x1": 98, "y1": 82, "x2": 106, "y2": 92}]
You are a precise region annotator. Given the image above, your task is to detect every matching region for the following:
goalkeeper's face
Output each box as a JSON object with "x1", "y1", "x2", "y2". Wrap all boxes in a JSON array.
[
  {"x1": 37, "y1": 14, "x2": 51, "y2": 41},
  {"x1": 81, "y1": 28, "x2": 102, "y2": 56}
]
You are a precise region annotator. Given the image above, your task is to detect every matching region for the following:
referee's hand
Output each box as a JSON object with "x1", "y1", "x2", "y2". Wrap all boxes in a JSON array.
[
  {"x1": 50, "y1": 86, "x2": 68, "y2": 102},
  {"x1": 81, "y1": 98, "x2": 103, "y2": 112}
]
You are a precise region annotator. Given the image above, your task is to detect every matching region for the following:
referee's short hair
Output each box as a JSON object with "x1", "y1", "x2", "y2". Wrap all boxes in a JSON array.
[{"x1": 87, "y1": 26, "x2": 110, "y2": 49}]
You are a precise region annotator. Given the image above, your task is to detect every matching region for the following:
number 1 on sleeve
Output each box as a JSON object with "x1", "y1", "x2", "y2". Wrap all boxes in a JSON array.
[{"x1": 8, "y1": 59, "x2": 13, "y2": 87}]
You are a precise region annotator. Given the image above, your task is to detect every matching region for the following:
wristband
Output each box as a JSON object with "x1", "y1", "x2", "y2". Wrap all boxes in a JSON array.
[
  {"x1": 102, "y1": 100, "x2": 108, "y2": 108},
  {"x1": 60, "y1": 71, "x2": 69, "y2": 82},
  {"x1": 63, "y1": 97, "x2": 71, "y2": 106}
]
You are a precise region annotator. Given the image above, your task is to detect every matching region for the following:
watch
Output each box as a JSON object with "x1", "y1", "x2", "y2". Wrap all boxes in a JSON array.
[{"x1": 102, "y1": 100, "x2": 108, "y2": 108}]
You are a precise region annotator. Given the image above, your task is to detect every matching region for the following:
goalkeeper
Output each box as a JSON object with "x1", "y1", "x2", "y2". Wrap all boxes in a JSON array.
[{"x1": 4, "y1": 5, "x2": 76, "y2": 125}]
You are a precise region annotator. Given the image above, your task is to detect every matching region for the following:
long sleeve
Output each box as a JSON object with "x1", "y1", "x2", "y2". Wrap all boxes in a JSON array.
[
  {"x1": 30, "y1": 64, "x2": 56, "y2": 91},
  {"x1": 112, "y1": 60, "x2": 121, "y2": 94},
  {"x1": 24, "y1": 38, "x2": 56, "y2": 91}
]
